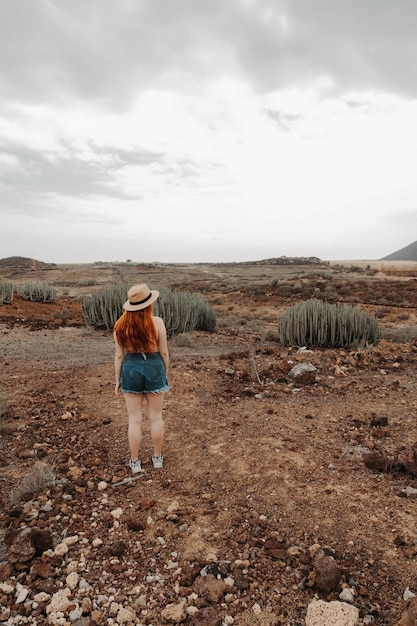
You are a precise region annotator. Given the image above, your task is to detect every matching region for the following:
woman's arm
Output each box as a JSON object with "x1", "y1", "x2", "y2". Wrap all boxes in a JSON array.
[
  {"x1": 154, "y1": 317, "x2": 169, "y2": 375},
  {"x1": 113, "y1": 330, "x2": 125, "y2": 396}
]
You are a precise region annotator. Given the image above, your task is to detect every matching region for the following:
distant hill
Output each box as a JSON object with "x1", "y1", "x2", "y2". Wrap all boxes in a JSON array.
[
  {"x1": 381, "y1": 241, "x2": 417, "y2": 261},
  {"x1": 240, "y1": 256, "x2": 323, "y2": 266},
  {"x1": 0, "y1": 256, "x2": 50, "y2": 269}
]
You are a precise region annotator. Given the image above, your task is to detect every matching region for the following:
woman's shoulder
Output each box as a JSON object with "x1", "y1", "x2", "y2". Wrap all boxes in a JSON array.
[{"x1": 153, "y1": 315, "x2": 167, "y2": 331}]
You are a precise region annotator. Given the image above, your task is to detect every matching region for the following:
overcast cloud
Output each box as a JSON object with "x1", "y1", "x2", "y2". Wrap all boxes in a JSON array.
[{"x1": 1, "y1": 0, "x2": 417, "y2": 263}]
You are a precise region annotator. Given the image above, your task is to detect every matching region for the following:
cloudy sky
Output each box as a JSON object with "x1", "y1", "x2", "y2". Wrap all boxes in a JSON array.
[{"x1": 1, "y1": 0, "x2": 417, "y2": 263}]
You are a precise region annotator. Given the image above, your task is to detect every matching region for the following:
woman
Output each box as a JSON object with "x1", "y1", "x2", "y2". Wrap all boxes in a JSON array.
[{"x1": 114, "y1": 284, "x2": 169, "y2": 473}]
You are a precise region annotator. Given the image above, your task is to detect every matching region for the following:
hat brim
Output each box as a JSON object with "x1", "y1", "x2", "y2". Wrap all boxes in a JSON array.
[{"x1": 123, "y1": 290, "x2": 160, "y2": 311}]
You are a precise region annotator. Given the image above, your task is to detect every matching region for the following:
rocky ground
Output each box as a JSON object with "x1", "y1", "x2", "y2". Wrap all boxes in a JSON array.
[{"x1": 0, "y1": 262, "x2": 417, "y2": 625}]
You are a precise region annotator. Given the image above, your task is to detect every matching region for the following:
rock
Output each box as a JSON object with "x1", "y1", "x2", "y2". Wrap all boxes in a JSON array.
[
  {"x1": 125, "y1": 516, "x2": 145, "y2": 531},
  {"x1": 5, "y1": 528, "x2": 36, "y2": 563},
  {"x1": 403, "y1": 587, "x2": 416, "y2": 601},
  {"x1": 33, "y1": 591, "x2": 51, "y2": 602},
  {"x1": 66, "y1": 571, "x2": 79, "y2": 590},
  {"x1": 31, "y1": 560, "x2": 56, "y2": 578},
  {"x1": 161, "y1": 600, "x2": 187, "y2": 623},
  {"x1": 111, "y1": 507, "x2": 124, "y2": 520},
  {"x1": 396, "y1": 443, "x2": 417, "y2": 476},
  {"x1": 306, "y1": 598, "x2": 359, "y2": 626},
  {"x1": 32, "y1": 529, "x2": 54, "y2": 555},
  {"x1": 116, "y1": 607, "x2": 136, "y2": 623},
  {"x1": 187, "y1": 605, "x2": 223, "y2": 626},
  {"x1": 15, "y1": 586, "x2": 29, "y2": 603},
  {"x1": 53, "y1": 541, "x2": 69, "y2": 556},
  {"x1": 110, "y1": 540, "x2": 126, "y2": 556},
  {"x1": 393, "y1": 597, "x2": 417, "y2": 625},
  {"x1": 400, "y1": 487, "x2": 417, "y2": 498},
  {"x1": 0, "y1": 608, "x2": 11, "y2": 622},
  {"x1": 363, "y1": 452, "x2": 393, "y2": 473},
  {"x1": 339, "y1": 588, "x2": 355, "y2": 603},
  {"x1": 192, "y1": 574, "x2": 228, "y2": 603},
  {"x1": 46, "y1": 587, "x2": 72, "y2": 615},
  {"x1": 312, "y1": 552, "x2": 342, "y2": 592},
  {"x1": 288, "y1": 362, "x2": 318, "y2": 384}
]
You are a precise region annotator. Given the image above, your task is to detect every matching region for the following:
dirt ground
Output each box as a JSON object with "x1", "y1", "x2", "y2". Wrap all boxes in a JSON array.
[{"x1": 0, "y1": 261, "x2": 417, "y2": 625}]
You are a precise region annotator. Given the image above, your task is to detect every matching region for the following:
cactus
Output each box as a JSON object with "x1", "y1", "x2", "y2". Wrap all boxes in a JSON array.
[
  {"x1": 81, "y1": 284, "x2": 126, "y2": 331},
  {"x1": 82, "y1": 283, "x2": 217, "y2": 336},
  {"x1": 279, "y1": 298, "x2": 380, "y2": 349},
  {"x1": 0, "y1": 280, "x2": 14, "y2": 305},
  {"x1": 17, "y1": 282, "x2": 56, "y2": 303}
]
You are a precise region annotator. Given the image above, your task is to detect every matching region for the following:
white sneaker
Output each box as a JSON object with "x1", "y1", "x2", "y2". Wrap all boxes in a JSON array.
[
  {"x1": 129, "y1": 459, "x2": 142, "y2": 474},
  {"x1": 152, "y1": 455, "x2": 164, "y2": 469}
]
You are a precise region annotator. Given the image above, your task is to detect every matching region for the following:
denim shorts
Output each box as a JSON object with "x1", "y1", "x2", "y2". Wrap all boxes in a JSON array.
[{"x1": 121, "y1": 352, "x2": 169, "y2": 394}]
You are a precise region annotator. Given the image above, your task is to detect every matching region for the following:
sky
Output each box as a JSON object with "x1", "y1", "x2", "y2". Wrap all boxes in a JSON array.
[{"x1": 1, "y1": 0, "x2": 417, "y2": 264}]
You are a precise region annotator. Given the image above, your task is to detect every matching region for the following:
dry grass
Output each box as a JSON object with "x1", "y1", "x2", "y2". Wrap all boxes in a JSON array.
[{"x1": 9, "y1": 461, "x2": 56, "y2": 506}]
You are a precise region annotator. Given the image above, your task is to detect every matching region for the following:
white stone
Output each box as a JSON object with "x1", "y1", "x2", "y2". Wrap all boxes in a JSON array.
[
  {"x1": 66, "y1": 572, "x2": 79, "y2": 590},
  {"x1": 66, "y1": 561, "x2": 78, "y2": 573},
  {"x1": 167, "y1": 500, "x2": 179, "y2": 513},
  {"x1": 16, "y1": 587, "x2": 29, "y2": 603},
  {"x1": 111, "y1": 507, "x2": 123, "y2": 520},
  {"x1": 161, "y1": 600, "x2": 187, "y2": 623},
  {"x1": 92, "y1": 538, "x2": 103, "y2": 547},
  {"x1": 54, "y1": 542, "x2": 69, "y2": 556},
  {"x1": 46, "y1": 588, "x2": 72, "y2": 615},
  {"x1": 98, "y1": 481, "x2": 108, "y2": 491},
  {"x1": 339, "y1": 588, "x2": 355, "y2": 604},
  {"x1": 63, "y1": 535, "x2": 79, "y2": 546},
  {"x1": 34, "y1": 592, "x2": 51, "y2": 602},
  {"x1": 0, "y1": 583, "x2": 14, "y2": 594},
  {"x1": 117, "y1": 607, "x2": 136, "y2": 623},
  {"x1": 224, "y1": 616, "x2": 235, "y2": 625},
  {"x1": 403, "y1": 587, "x2": 416, "y2": 601},
  {"x1": 252, "y1": 603, "x2": 262, "y2": 615},
  {"x1": 187, "y1": 606, "x2": 199, "y2": 616},
  {"x1": 306, "y1": 598, "x2": 359, "y2": 626}
]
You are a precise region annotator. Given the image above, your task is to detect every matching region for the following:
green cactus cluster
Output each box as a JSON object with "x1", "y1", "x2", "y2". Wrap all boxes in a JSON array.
[
  {"x1": 81, "y1": 283, "x2": 217, "y2": 336},
  {"x1": 0, "y1": 280, "x2": 14, "y2": 305},
  {"x1": 279, "y1": 298, "x2": 380, "y2": 349},
  {"x1": 17, "y1": 282, "x2": 57, "y2": 303}
]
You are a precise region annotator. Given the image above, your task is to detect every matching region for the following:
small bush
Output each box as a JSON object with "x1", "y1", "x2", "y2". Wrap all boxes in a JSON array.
[
  {"x1": 170, "y1": 333, "x2": 195, "y2": 347},
  {"x1": 10, "y1": 462, "x2": 56, "y2": 505},
  {"x1": 279, "y1": 298, "x2": 381, "y2": 349},
  {"x1": 52, "y1": 309, "x2": 70, "y2": 325}
]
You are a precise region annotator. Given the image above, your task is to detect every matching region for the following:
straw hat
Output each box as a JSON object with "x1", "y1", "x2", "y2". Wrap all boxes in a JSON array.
[{"x1": 123, "y1": 284, "x2": 159, "y2": 311}]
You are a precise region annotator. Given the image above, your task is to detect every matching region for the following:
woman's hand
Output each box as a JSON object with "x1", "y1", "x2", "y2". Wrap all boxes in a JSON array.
[{"x1": 115, "y1": 381, "x2": 121, "y2": 396}]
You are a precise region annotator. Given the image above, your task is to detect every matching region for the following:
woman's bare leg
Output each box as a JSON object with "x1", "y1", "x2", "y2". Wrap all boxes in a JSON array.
[
  {"x1": 124, "y1": 393, "x2": 144, "y2": 461},
  {"x1": 147, "y1": 392, "x2": 165, "y2": 457}
]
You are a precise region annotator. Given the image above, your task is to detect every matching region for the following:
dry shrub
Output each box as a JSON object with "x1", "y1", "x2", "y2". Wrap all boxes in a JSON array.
[
  {"x1": 170, "y1": 333, "x2": 195, "y2": 348},
  {"x1": 265, "y1": 330, "x2": 280, "y2": 343},
  {"x1": 0, "y1": 398, "x2": 11, "y2": 420},
  {"x1": 10, "y1": 462, "x2": 56, "y2": 506}
]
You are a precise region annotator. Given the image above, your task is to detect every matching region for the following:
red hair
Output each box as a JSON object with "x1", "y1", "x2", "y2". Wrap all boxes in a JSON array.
[{"x1": 114, "y1": 306, "x2": 158, "y2": 353}]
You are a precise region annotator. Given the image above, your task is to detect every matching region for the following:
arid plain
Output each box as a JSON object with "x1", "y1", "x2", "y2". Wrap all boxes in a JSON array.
[{"x1": 1, "y1": 258, "x2": 417, "y2": 625}]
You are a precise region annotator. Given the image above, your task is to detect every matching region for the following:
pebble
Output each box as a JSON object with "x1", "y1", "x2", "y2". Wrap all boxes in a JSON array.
[
  {"x1": 111, "y1": 507, "x2": 123, "y2": 520},
  {"x1": 403, "y1": 587, "x2": 416, "y2": 600},
  {"x1": 98, "y1": 481, "x2": 108, "y2": 491},
  {"x1": 339, "y1": 588, "x2": 355, "y2": 604}
]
